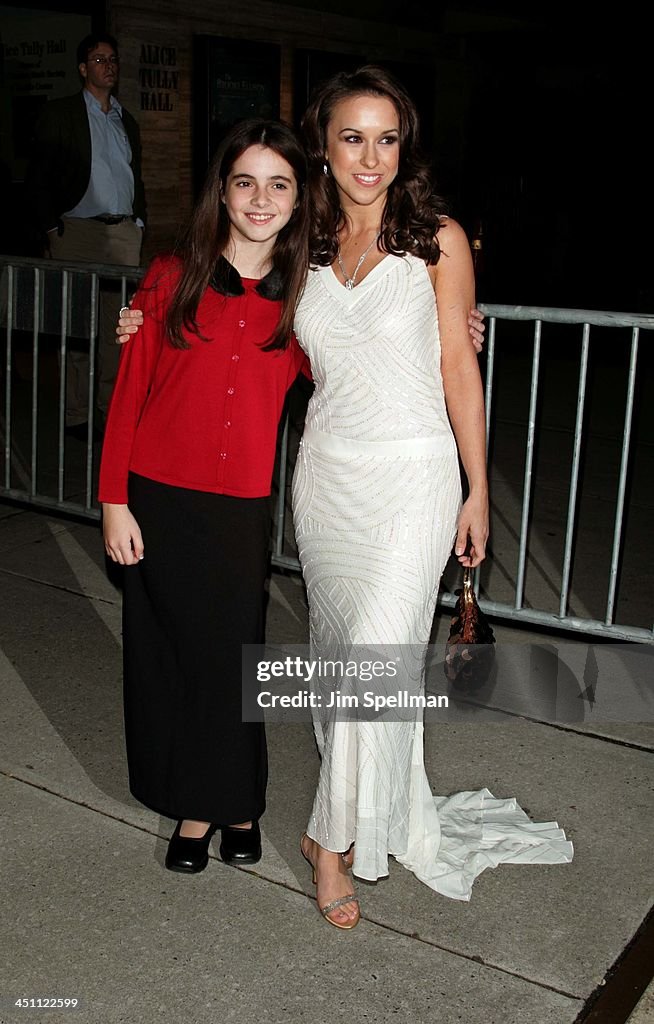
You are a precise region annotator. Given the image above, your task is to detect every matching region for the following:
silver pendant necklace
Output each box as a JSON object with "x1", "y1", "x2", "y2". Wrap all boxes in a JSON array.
[{"x1": 337, "y1": 234, "x2": 380, "y2": 290}]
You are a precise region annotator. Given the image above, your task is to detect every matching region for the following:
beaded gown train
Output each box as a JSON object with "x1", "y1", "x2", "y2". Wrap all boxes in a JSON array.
[{"x1": 291, "y1": 254, "x2": 573, "y2": 900}]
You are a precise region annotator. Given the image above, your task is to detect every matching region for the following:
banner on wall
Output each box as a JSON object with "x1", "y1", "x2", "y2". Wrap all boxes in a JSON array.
[
  {"x1": 0, "y1": 7, "x2": 91, "y2": 179},
  {"x1": 193, "y1": 36, "x2": 280, "y2": 193}
]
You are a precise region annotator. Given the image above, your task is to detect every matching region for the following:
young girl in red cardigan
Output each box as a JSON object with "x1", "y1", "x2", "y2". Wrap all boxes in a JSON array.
[{"x1": 99, "y1": 119, "x2": 311, "y2": 872}]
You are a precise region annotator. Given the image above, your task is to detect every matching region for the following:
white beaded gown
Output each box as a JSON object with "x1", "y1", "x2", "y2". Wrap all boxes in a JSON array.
[{"x1": 291, "y1": 254, "x2": 573, "y2": 900}]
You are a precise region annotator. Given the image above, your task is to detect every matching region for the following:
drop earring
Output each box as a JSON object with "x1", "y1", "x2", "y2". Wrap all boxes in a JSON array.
[{"x1": 323, "y1": 162, "x2": 329, "y2": 176}]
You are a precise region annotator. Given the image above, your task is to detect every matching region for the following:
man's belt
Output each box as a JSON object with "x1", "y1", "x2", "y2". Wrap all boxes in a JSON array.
[{"x1": 91, "y1": 214, "x2": 133, "y2": 225}]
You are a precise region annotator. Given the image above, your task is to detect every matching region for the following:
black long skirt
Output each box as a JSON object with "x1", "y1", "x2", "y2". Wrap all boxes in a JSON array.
[{"x1": 121, "y1": 473, "x2": 269, "y2": 824}]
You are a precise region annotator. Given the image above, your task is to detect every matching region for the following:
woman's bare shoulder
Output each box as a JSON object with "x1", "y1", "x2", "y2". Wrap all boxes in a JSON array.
[
  {"x1": 436, "y1": 216, "x2": 470, "y2": 254},
  {"x1": 427, "y1": 217, "x2": 472, "y2": 287}
]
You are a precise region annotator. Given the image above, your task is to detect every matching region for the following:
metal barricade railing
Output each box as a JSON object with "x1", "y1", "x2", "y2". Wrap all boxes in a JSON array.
[
  {"x1": 271, "y1": 304, "x2": 654, "y2": 644},
  {"x1": 1, "y1": 254, "x2": 652, "y2": 642},
  {"x1": 1, "y1": 254, "x2": 143, "y2": 517},
  {"x1": 469, "y1": 304, "x2": 652, "y2": 642}
]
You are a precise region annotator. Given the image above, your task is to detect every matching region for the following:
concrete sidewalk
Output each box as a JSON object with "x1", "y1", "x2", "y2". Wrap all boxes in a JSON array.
[{"x1": 1, "y1": 503, "x2": 653, "y2": 1024}]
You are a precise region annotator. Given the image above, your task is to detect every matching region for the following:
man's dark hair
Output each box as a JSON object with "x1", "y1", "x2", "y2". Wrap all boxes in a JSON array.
[{"x1": 76, "y1": 33, "x2": 119, "y2": 66}]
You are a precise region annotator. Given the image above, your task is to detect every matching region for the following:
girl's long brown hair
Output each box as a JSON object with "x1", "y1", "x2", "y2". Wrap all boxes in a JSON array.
[
  {"x1": 166, "y1": 119, "x2": 309, "y2": 350},
  {"x1": 301, "y1": 66, "x2": 447, "y2": 267}
]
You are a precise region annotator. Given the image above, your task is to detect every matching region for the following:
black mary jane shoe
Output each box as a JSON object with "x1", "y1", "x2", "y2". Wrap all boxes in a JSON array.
[
  {"x1": 219, "y1": 821, "x2": 262, "y2": 866},
  {"x1": 165, "y1": 821, "x2": 218, "y2": 874}
]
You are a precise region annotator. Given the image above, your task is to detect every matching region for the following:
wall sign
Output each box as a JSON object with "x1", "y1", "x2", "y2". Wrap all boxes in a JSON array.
[
  {"x1": 0, "y1": 7, "x2": 91, "y2": 176},
  {"x1": 193, "y1": 35, "x2": 280, "y2": 190},
  {"x1": 139, "y1": 43, "x2": 178, "y2": 113}
]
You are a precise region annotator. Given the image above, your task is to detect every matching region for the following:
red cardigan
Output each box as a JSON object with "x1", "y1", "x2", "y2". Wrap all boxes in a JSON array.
[{"x1": 98, "y1": 256, "x2": 310, "y2": 504}]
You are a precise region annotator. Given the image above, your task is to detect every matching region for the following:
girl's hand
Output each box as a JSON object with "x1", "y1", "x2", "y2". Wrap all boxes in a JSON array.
[
  {"x1": 454, "y1": 493, "x2": 489, "y2": 568},
  {"x1": 102, "y1": 504, "x2": 144, "y2": 565},
  {"x1": 468, "y1": 308, "x2": 485, "y2": 353},
  {"x1": 116, "y1": 306, "x2": 144, "y2": 345}
]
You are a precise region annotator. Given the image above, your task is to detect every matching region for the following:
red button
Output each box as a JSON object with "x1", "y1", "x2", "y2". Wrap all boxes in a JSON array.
[
  {"x1": 219, "y1": 452, "x2": 227, "y2": 459},
  {"x1": 232, "y1": 354, "x2": 240, "y2": 362},
  {"x1": 227, "y1": 387, "x2": 235, "y2": 395},
  {"x1": 238, "y1": 320, "x2": 246, "y2": 327},
  {"x1": 224, "y1": 421, "x2": 231, "y2": 428}
]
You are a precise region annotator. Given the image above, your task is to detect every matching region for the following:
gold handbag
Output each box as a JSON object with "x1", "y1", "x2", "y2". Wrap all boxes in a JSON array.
[{"x1": 444, "y1": 567, "x2": 496, "y2": 689}]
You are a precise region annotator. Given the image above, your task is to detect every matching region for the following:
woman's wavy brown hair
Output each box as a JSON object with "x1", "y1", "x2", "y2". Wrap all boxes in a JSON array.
[
  {"x1": 166, "y1": 119, "x2": 309, "y2": 350},
  {"x1": 301, "y1": 65, "x2": 447, "y2": 267}
]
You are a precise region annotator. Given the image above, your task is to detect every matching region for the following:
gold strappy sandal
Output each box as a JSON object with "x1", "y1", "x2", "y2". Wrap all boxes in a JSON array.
[{"x1": 300, "y1": 833, "x2": 360, "y2": 930}]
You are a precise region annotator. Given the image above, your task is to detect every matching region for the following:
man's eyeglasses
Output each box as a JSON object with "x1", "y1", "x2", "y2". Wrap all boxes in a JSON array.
[{"x1": 88, "y1": 55, "x2": 119, "y2": 65}]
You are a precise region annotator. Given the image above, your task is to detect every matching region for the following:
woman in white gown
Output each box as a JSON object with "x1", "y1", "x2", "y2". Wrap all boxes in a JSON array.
[{"x1": 294, "y1": 66, "x2": 573, "y2": 928}]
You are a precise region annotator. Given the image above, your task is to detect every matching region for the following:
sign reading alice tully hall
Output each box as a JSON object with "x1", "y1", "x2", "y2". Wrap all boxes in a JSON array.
[{"x1": 139, "y1": 43, "x2": 178, "y2": 112}]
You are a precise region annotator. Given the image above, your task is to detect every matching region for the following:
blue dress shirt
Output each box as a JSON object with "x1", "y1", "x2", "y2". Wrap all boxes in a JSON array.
[{"x1": 66, "y1": 89, "x2": 139, "y2": 222}]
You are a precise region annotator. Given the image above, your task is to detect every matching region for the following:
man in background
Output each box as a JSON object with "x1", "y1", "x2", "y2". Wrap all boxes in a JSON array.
[{"x1": 25, "y1": 32, "x2": 146, "y2": 439}]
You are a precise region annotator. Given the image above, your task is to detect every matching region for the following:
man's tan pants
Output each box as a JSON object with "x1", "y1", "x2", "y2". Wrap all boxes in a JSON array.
[{"x1": 48, "y1": 216, "x2": 142, "y2": 427}]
